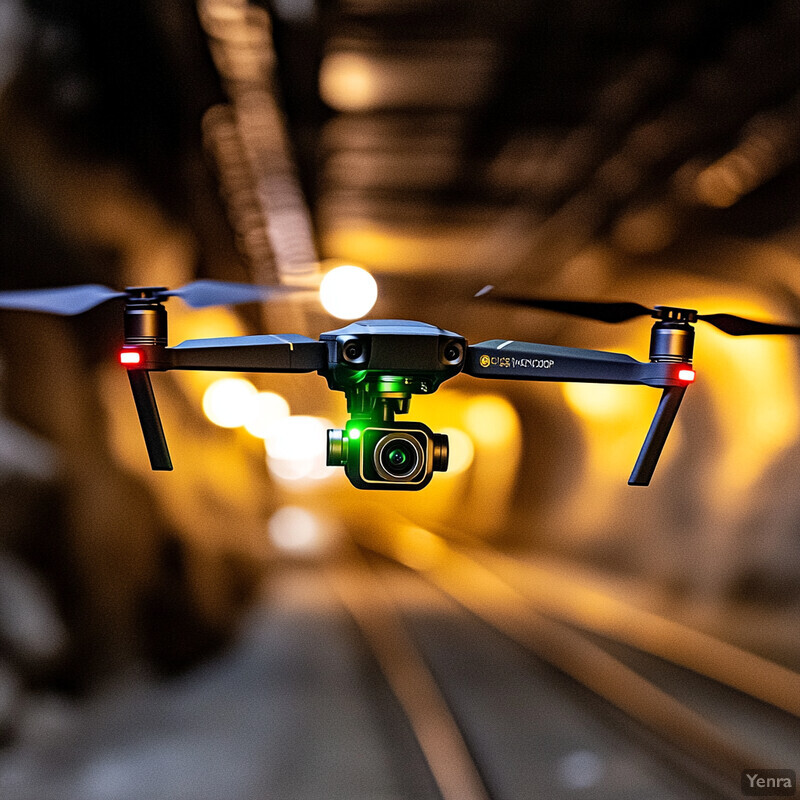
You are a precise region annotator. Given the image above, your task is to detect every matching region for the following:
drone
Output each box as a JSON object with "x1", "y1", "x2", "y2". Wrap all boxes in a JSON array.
[{"x1": 1, "y1": 280, "x2": 799, "y2": 490}]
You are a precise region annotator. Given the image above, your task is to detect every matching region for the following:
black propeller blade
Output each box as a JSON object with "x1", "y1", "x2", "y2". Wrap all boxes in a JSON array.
[
  {"x1": 476, "y1": 286, "x2": 652, "y2": 324},
  {"x1": 694, "y1": 313, "x2": 800, "y2": 337},
  {"x1": 476, "y1": 286, "x2": 800, "y2": 337},
  {"x1": 0, "y1": 280, "x2": 314, "y2": 315}
]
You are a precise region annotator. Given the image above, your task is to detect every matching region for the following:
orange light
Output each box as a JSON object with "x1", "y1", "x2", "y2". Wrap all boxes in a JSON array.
[
  {"x1": 120, "y1": 351, "x2": 142, "y2": 365},
  {"x1": 678, "y1": 368, "x2": 696, "y2": 383}
]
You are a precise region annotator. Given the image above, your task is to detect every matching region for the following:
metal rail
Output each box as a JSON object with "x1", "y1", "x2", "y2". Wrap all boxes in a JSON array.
[
  {"x1": 469, "y1": 546, "x2": 800, "y2": 717},
  {"x1": 327, "y1": 551, "x2": 492, "y2": 800},
  {"x1": 353, "y1": 521, "x2": 784, "y2": 798},
  {"x1": 369, "y1": 512, "x2": 800, "y2": 717}
]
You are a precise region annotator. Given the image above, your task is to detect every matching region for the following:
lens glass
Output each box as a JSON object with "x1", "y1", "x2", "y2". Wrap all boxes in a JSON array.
[
  {"x1": 383, "y1": 443, "x2": 413, "y2": 475},
  {"x1": 373, "y1": 432, "x2": 424, "y2": 480},
  {"x1": 344, "y1": 342, "x2": 361, "y2": 360},
  {"x1": 388, "y1": 448, "x2": 407, "y2": 467}
]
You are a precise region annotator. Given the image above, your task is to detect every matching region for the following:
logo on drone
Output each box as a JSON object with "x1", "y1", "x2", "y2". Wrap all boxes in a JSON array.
[{"x1": 478, "y1": 354, "x2": 555, "y2": 370}]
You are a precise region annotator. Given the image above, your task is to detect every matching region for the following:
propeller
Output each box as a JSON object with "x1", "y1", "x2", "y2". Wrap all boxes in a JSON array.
[
  {"x1": 0, "y1": 285, "x2": 127, "y2": 315},
  {"x1": 476, "y1": 285, "x2": 800, "y2": 336},
  {"x1": 159, "y1": 279, "x2": 315, "y2": 308},
  {"x1": 0, "y1": 280, "x2": 314, "y2": 316}
]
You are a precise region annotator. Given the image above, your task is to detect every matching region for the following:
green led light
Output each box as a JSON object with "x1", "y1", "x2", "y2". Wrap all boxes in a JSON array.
[{"x1": 349, "y1": 428, "x2": 361, "y2": 439}]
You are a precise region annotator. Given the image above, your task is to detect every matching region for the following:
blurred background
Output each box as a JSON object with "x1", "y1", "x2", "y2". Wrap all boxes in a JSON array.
[{"x1": 0, "y1": 0, "x2": 799, "y2": 798}]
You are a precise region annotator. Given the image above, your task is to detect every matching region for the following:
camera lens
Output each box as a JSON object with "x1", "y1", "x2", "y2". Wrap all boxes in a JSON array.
[
  {"x1": 442, "y1": 340, "x2": 464, "y2": 364},
  {"x1": 374, "y1": 432, "x2": 424, "y2": 481},
  {"x1": 380, "y1": 440, "x2": 416, "y2": 477},
  {"x1": 342, "y1": 339, "x2": 364, "y2": 362},
  {"x1": 388, "y1": 447, "x2": 408, "y2": 468}
]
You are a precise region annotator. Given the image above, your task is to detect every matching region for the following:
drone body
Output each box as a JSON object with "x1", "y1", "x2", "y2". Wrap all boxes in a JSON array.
[
  {"x1": 5, "y1": 280, "x2": 797, "y2": 491},
  {"x1": 115, "y1": 291, "x2": 696, "y2": 489}
]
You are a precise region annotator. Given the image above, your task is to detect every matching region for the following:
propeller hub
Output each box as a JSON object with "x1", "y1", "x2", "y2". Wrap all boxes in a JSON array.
[
  {"x1": 651, "y1": 305, "x2": 698, "y2": 323},
  {"x1": 125, "y1": 287, "x2": 169, "y2": 304}
]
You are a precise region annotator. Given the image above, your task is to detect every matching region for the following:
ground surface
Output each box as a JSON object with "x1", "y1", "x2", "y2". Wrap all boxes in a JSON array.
[{"x1": 0, "y1": 565, "x2": 796, "y2": 800}]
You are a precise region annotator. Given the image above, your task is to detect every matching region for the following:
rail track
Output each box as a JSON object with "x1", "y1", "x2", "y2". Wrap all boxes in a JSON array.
[{"x1": 327, "y1": 519, "x2": 800, "y2": 800}]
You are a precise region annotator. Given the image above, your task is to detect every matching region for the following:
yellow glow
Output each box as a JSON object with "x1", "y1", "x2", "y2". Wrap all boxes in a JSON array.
[
  {"x1": 321, "y1": 222, "x2": 527, "y2": 273},
  {"x1": 440, "y1": 427, "x2": 475, "y2": 475},
  {"x1": 559, "y1": 369, "x2": 669, "y2": 526},
  {"x1": 243, "y1": 391, "x2": 290, "y2": 439},
  {"x1": 266, "y1": 416, "x2": 334, "y2": 482},
  {"x1": 319, "y1": 264, "x2": 378, "y2": 319},
  {"x1": 202, "y1": 378, "x2": 257, "y2": 428},
  {"x1": 392, "y1": 525, "x2": 447, "y2": 571},
  {"x1": 692, "y1": 298, "x2": 799, "y2": 494},
  {"x1": 170, "y1": 307, "x2": 246, "y2": 343},
  {"x1": 463, "y1": 395, "x2": 520, "y2": 447},
  {"x1": 319, "y1": 53, "x2": 376, "y2": 111},
  {"x1": 562, "y1": 382, "x2": 643, "y2": 422}
]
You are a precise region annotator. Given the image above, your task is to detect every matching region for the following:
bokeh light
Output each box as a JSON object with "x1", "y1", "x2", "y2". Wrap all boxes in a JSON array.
[
  {"x1": 319, "y1": 53, "x2": 377, "y2": 111},
  {"x1": 319, "y1": 264, "x2": 378, "y2": 319},
  {"x1": 690, "y1": 299, "x2": 799, "y2": 494},
  {"x1": 562, "y1": 382, "x2": 644, "y2": 422},
  {"x1": 440, "y1": 427, "x2": 475, "y2": 475},
  {"x1": 463, "y1": 394, "x2": 520, "y2": 448},
  {"x1": 268, "y1": 506, "x2": 329, "y2": 556},
  {"x1": 202, "y1": 378, "x2": 257, "y2": 428},
  {"x1": 265, "y1": 416, "x2": 334, "y2": 482},
  {"x1": 243, "y1": 391, "x2": 291, "y2": 439}
]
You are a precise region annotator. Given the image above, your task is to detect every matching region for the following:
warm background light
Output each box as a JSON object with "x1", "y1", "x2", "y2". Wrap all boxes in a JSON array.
[
  {"x1": 562, "y1": 382, "x2": 645, "y2": 422},
  {"x1": 319, "y1": 53, "x2": 376, "y2": 111},
  {"x1": 265, "y1": 416, "x2": 334, "y2": 482},
  {"x1": 391, "y1": 525, "x2": 448, "y2": 571},
  {"x1": 202, "y1": 377, "x2": 257, "y2": 428},
  {"x1": 319, "y1": 264, "x2": 378, "y2": 319},
  {"x1": 268, "y1": 506, "x2": 327, "y2": 555},
  {"x1": 439, "y1": 427, "x2": 475, "y2": 475},
  {"x1": 560, "y1": 379, "x2": 659, "y2": 524},
  {"x1": 243, "y1": 391, "x2": 291, "y2": 439},
  {"x1": 463, "y1": 394, "x2": 520, "y2": 448},
  {"x1": 691, "y1": 300, "x2": 799, "y2": 495}
]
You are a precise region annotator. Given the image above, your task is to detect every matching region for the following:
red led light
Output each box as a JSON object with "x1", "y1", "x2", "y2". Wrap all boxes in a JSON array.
[
  {"x1": 120, "y1": 350, "x2": 142, "y2": 365},
  {"x1": 678, "y1": 368, "x2": 696, "y2": 383}
]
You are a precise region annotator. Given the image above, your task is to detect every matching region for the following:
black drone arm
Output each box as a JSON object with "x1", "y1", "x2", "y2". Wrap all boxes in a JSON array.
[
  {"x1": 156, "y1": 334, "x2": 327, "y2": 372},
  {"x1": 121, "y1": 335, "x2": 327, "y2": 470},
  {"x1": 464, "y1": 340, "x2": 688, "y2": 386},
  {"x1": 465, "y1": 340, "x2": 695, "y2": 486}
]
